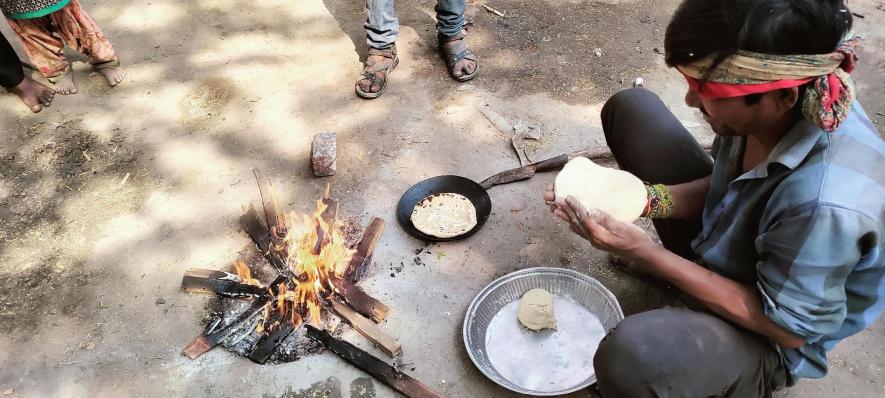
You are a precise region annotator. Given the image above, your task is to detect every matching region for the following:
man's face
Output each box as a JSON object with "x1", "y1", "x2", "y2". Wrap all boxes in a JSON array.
[{"x1": 683, "y1": 86, "x2": 789, "y2": 137}]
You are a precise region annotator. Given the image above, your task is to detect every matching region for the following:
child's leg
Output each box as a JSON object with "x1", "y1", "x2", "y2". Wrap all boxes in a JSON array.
[
  {"x1": 5, "y1": 17, "x2": 72, "y2": 83},
  {"x1": 50, "y1": 0, "x2": 124, "y2": 86}
]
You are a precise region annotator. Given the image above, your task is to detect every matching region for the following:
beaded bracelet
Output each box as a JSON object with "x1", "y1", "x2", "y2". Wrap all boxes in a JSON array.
[{"x1": 643, "y1": 183, "x2": 674, "y2": 219}]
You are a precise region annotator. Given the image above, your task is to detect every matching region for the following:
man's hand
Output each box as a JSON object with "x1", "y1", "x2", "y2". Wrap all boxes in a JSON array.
[{"x1": 545, "y1": 183, "x2": 655, "y2": 259}]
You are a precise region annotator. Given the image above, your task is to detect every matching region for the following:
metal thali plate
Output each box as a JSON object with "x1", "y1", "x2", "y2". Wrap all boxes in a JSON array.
[{"x1": 463, "y1": 267, "x2": 624, "y2": 395}]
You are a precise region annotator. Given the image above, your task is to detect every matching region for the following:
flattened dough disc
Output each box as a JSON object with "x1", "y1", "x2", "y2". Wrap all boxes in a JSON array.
[
  {"x1": 410, "y1": 193, "x2": 478, "y2": 239},
  {"x1": 554, "y1": 157, "x2": 646, "y2": 223}
]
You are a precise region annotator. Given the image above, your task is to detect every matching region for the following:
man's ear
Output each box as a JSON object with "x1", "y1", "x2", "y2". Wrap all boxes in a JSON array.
[{"x1": 777, "y1": 87, "x2": 800, "y2": 111}]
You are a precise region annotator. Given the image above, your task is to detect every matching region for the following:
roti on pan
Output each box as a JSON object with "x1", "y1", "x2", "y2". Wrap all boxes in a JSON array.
[
  {"x1": 410, "y1": 193, "x2": 478, "y2": 238},
  {"x1": 554, "y1": 157, "x2": 647, "y2": 223}
]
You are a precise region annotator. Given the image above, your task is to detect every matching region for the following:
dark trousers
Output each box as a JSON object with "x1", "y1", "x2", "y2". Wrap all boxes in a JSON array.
[
  {"x1": 592, "y1": 89, "x2": 786, "y2": 397},
  {"x1": 0, "y1": 34, "x2": 24, "y2": 88}
]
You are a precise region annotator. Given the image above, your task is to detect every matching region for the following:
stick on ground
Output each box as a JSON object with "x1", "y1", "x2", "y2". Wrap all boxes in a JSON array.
[
  {"x1": 305, "y1": 325, "x2": 442, "y2": 398},
  {"x1": 253, "y1": 168, "x2": 282, "y2": 232},
  {"x1": 330, "y1": 299, "x2": 401, "y2": 357}
]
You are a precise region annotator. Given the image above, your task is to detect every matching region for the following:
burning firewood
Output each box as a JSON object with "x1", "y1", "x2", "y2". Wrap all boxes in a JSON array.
[
  {"x1": 249, "y1": 304, "x2": 303, "y2": 364},
  {"x1": 305, "y1": 325, "x2": 442, "y2": 398},
  {"x1": 181, "y1": 268, "x2": 265, "y2": 297},
  {"x1": 253, "y1": 168, "x2": 284, "y2": 233},
  {"x1": 183, "y1": 169, "x2": 398, "y2": 380},
  {"x1": 344, "y1": 217, "x2": 385, "y2": 282},
  {"x1": 329, "y1": 299, "x2": 400, "y2": 357},
  {"x1": 332, "y1": 278, "x2": 390, "y2": 323},
  {"x1": 241, "y1": 205, "x2": 291, "y2": 277},
  {"x1": 182, "y1": 277, "x2": 282, "y2": 360}
]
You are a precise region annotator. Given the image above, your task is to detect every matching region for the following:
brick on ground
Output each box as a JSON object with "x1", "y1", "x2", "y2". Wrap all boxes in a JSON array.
[{"x1": 311, "y1": 131, "x2": 337, "y2": 177}]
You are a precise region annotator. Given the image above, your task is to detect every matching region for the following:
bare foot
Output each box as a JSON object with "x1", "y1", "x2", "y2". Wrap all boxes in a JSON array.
[
  {"x1": 6, "y1": 76, "x2": 54, "y2": 113},
  {"x1": 442, "y1": 39, "x2": 477, "y2": 79},
  {"x1": 99, "y1": 66, "x2": 125, "y2": 87},
  {"x1": 52, "y1": 73, "x2": 77, "y2": 95}
]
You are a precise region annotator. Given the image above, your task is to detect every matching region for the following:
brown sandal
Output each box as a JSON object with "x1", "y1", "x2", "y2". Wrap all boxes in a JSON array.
[
  {"x1": 439, "y1": 32, "x2": 477, "y2": 82},
  {"x1": 355, "y1": 46, "x2": 399, "y2": 99}
]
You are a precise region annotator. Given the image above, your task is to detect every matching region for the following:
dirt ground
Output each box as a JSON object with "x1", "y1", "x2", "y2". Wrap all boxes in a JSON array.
[{"x1": 0, "y1": 0, "x2": 882, "y2": 397}]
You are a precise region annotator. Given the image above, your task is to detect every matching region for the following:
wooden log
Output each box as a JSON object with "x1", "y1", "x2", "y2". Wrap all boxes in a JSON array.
[
  {"x1": 305, "y1": 325, "x2": 442, "y2": 398},
  {"x1": 332, "y1": 278, "x2": 390, "y2": 323},
  {"x1": 253, "y1": 168, "x2": 283, "y2": 232},
  {"x1": 181, "y1": 268, "x2": 265, "y2": 297},
  {"x1": 241, "y1": 205, "x2": 290, "y2": 276},
  {"x1": 249, "y1": 309, "x2": 302, "y2": 364},
  {"x1": 330, "y1": 299, "x2": 401, "y2": 357},
  {"x1": 344, "y1": 217, "x2": 385, "y2": 282}
]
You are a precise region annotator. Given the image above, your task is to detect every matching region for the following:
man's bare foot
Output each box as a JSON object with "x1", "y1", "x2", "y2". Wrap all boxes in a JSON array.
[
  {"x1": 99, "y1": 66, "x2": 125, "y2": 87},
  {"x1": 442, "y1": 39, "x2": 477, "y2": 79},
  {"x1": 52, "y1": 73, "x2": 77, "y2": 95},
  {"x1": 6, "y1": 76, "x2": 54, "y2": 113}
]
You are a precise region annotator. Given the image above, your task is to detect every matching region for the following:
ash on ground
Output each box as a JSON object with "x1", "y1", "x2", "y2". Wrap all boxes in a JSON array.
[{"x1": 204, "y1": 297, "x2": 345, "y2": 364}]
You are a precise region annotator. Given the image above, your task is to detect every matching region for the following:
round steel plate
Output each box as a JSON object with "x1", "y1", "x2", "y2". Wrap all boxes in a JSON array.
[{"x1": 463, "y1": 267, "x2": 624, "y2": 396}]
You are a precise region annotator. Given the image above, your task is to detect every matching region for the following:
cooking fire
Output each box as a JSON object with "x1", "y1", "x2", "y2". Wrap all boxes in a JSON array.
[{"x1": 180, "y1": 169, "x2": 442, "y2": 398}]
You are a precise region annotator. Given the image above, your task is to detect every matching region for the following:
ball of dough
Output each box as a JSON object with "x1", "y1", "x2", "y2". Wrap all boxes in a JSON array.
[
  {"x1": 554, "y1": 157, "x2": 647, "y2": 223},
  {"x1": 517, "y1": 288, "x2": 556, "y2": 331}
]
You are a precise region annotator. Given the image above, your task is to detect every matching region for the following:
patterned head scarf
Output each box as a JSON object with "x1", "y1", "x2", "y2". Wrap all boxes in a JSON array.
[{"x1": 676, "y1": 36, "x2": 862, "y2": 132}]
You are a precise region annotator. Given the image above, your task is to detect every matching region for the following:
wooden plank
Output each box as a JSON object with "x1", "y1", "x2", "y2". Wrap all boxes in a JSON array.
[
  {"x1": 330, "y1": 299, "x2": 401, "y2": 357},
  {"x1": 344, "y1": 218, "x2": 385, "y2": 282},
  {"x1": 305, "y1": 325, "x2": 443, "y2": 398},
  {"x1": 248, "y1": 310, "x2": 301, "y2": 364},
  {"x1": 241, "y1": 205, "x2": 290, "y2": 276},
  {"x1": 332, "y1": 278, "x2": 390, "y2": 323},
  {"x1": 253, "y1": 168, "x2": 282, "y2": 232},
  {"x1": 181, "y1": 268, "x2": 265, "y2": 297}
]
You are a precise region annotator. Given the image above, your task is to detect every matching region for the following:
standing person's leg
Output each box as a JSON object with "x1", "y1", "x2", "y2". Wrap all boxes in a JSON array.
[
  {"x1": 5, "y1": 16, "x2": 76, "y2": 94},
  {"x1": 436, "y1": 0, "x2": 476, "y2": 81},
  {"x1": 601, "y1": 88, "x2": 713, "y2": 259},
  {"x1": 365, "y1": 0, "x2": 398, "y2": 50},
  {"x1": 593, "y1": 307, "x2": 786, "y2": 397},
  {"x1": 0, "y1": 33, "x2": 53, "y2": 112},
  {"x1": 356, "y1": 0, "x2": 399, "y2": 98},
  {"x1": 50, "y1": 0, "x2": 124, "y2": 87}
]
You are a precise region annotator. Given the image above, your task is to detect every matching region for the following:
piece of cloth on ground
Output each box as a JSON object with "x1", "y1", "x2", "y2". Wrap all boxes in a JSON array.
[
  {"x1": 5, "y1": 0, "x2": 116, "y2": 80},
  {"x1": 0, "y1": 32, "x2": 24, "y2": 87}
]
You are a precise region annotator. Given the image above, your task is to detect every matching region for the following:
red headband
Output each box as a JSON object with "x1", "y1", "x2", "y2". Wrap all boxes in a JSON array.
[{"x1": 681, "y1": 73, "x2": 814, "y2": 100}]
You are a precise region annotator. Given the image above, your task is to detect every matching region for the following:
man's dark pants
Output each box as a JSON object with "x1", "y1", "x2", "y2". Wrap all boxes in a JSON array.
[
  {"x1": 593, "y1": 88, "x2": 787, "y2": 397},
  {"x1": 0, "y1": 34, "x2": 24, "y2": 88}
]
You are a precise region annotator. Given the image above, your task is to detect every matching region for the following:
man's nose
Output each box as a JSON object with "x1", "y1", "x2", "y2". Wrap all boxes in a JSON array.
[{"x1": 684, "y1": 87, "x2": 701, "y2": 108}]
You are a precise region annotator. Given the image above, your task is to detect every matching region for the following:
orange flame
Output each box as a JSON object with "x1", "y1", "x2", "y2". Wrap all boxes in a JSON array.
[
  {"x1": 234, "y1": 260, "x2": 263, "y2": 287},
  {"x1": 256, "y1": 195, "x2": 355, "y2": 333}
]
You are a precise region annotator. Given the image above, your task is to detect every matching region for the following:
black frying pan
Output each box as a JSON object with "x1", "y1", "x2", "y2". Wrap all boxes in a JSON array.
[{"x1": 397, "y1": 175, "x2": 492, "y2": 242}]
